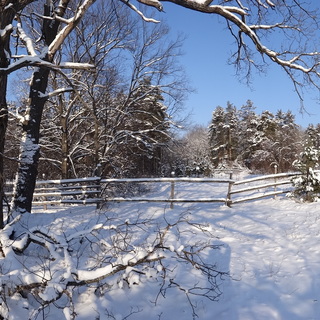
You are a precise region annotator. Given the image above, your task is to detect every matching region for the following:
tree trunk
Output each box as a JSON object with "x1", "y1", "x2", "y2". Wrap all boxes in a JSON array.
[
  {"x1": 0, "y1": 3, "x2": 18, "y2": 227},
  {"x1": 11, "y1": 67, "x2": 50, "y2": 213},
  {"x1": 11, "y1": 1, "x2": 68, "y2": 214},
  {"x1": 61, "y1": 114, "x2": 69, "y2": 179},
  {"x1": 55, "y1": 80, "x2": 70, "y2": 179},
  {"x1": 0, "y1": 76, "x2": 8, "y2": 229}
]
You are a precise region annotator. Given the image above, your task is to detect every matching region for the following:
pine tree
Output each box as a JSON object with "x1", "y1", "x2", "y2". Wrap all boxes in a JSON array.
[
  {"x1": 225, "y1": 102, "x2": 239, "y2": 162},
  {"x1": 290, "y1": 126, "x2": 320, "y2": 201},
  {"x1": 116, "y1": 77, "x2": 170, "y2": 176},
  {"x1": 208, "y1": 106, "x2": 227, "y2": 167},
  {"x1": 291, "y1": 144, "x2": 320, "y2": 202},
  {"x1": 274, "y1": 110, "x2": 302, "y2": 172},
  {"x1": 237, "y1": 100, "x2": 261, "y2": 168},
  {"x1": 250, "y1": 109, "x2": 301, "y2": 173},
  {"x1": 305, "y1": 124, "x2": 320, "y2": 149}
]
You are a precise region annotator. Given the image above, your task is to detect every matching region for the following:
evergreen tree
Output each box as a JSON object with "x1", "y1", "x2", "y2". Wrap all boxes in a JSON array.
[
  {"x1": 291, "y1": 143, "x2": 320, "y2": 202},
  {"x1": 274, "y1": 110, "x2": 302, "y2": 172},
  {"x1": 208, "y1": 106, "x2": 227, "y2": 167},
  {"x1": 237, "y1": 100, "x2": 261, "y2": 168},
  {"x1": 250, "y1": 110, "x2": 301, "y2": 173},
  {"x1": 291, "y1": 124, "x2": 320, "y2": 199},
  {"x1": 115, "y1": 77, "x2": 170, "y2": 176},
  {"x1": 208, "y1": 101, "x2": 302, "y2": 173},
  {"x1": 225, "y1": 102, "x2": 239, "y2": 162},
  {"x1": 305, "y1": 124, "x2": 320, "y2": 149}
]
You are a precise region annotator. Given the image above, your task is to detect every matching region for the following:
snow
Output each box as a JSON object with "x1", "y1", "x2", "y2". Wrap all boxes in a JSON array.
[
  {"x1": 2, "y1": 179, "x2": 320, "y2": 319},
  {"x1": 16, "y1": 23, "x2": 36, "y2": 56},
  {"x1": 0, "y1": 24, "x2": 12, "y2": 38}
]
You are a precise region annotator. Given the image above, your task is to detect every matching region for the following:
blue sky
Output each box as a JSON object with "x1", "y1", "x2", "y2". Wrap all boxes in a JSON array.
[{"x1": 160, "y1": 3, "x2": 320, "y2": 128}]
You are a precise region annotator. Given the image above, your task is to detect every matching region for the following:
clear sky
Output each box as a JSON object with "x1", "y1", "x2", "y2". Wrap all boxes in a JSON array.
[{"x1": 159, "y1": 3, "x2": 320, "y2": 129}]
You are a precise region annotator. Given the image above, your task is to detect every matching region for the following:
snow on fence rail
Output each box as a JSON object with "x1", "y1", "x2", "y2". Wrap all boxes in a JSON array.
[
  {"x1": 228, "y1": 172, "x2": 299, "y2": 204},
  {"x1": 101, "y1": 177, "x2": 231, "y2": 209},
  {"x1": 3, "y1": 172, "x2": 301, "y2": 207},
  {"x1": 4, "y1": 177, "x2": 102, "y2": 206}
]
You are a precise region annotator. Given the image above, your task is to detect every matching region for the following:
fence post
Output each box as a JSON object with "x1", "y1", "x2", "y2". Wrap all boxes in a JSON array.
[
  {"x1": 170, "y1": 172, "x2": 175, "y2": 209},
  {"x1": 274, "y1": 164, "x2": 278, "y2": 199},
  {"x1": 42, "y1": 174, "x2": 47, "y2": 210},
  {"x1": 94, "y1": 165, "x2": 102, "y2": 209},
  {"x1": 226, "y1": 172, "x2": 233, "y2": 207}
]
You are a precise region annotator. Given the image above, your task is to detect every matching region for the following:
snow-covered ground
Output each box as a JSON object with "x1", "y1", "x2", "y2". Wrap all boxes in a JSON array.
[{"x1": 6, "y1": 181, "x2": 320, "y2": 319}]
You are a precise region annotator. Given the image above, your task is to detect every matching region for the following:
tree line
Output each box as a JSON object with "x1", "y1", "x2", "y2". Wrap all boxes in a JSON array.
[
  {"x1": 169, "y1": 100, "x2": 320, "y2": 176},
  {"x1": 209, "y1": 100, "x2": 303, "y2": 173},
  {"x1": 3, "y1": 2, "x2": 186, "y2": 186}
]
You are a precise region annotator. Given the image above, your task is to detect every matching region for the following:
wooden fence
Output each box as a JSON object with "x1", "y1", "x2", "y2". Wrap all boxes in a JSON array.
[
  {"x1": 228, "y1": 172, "x2": 299, "y2": 205},
  {"x1": 3, "y1": 172, "x2": 300, "y2": 208},
  {"x1": 4, "y1": 177, "x2": 102, "y2": 206}
]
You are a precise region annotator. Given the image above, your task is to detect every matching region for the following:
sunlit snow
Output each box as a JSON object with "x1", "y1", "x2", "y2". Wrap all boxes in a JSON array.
[{"x1": 2, "y1": 178, "x2": 320, "y2": 319}]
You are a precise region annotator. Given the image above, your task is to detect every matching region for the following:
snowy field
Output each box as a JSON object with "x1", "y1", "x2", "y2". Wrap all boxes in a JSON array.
[{"x1": 6, "y1": 181, "x2": 320, "y2": 320}]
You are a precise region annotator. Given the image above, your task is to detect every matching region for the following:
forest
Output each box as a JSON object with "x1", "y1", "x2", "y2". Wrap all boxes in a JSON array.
[{"x1": 171, "y1": 100, "x2": 320, "y2": 177}]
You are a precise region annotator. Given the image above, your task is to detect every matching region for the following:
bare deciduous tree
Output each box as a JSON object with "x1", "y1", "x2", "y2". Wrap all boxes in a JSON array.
[
  {"x1": 0, "y1": 0, "x2": 35, "y2": 228},
  {"x1": 128, "y1": 0, "x2": 320, "y2": 101},
  {"x1": 37, "y1": 8, "x2": 186, "y2": 179},
  {"x1": 9, "y1": 0, "x2": 96, "y2": 216}
]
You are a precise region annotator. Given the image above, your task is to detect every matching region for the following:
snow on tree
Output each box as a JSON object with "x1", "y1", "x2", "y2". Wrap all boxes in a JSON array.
[
  {"x1": 130, "y1": 0, "x2": 320, "y2": 101},
  {"x1": 290, "y1": 131, "x2": 320, "y2": 202},
  {"x1": 305, "y1": 124, "x2": 320, "y2": 149},
  {"x1": 208, "y1": 102, "x2": 303, "y2": 173},
  {"x1": 250, "y1": 110, "x2": 302, "y2": 173},
  {"x1": 237, "y1": 100, "x2": 261, "y2": 167},
  {"x1": 224, "y1": 102, "x2": 239, "y2": 163},
  {"x1": 113, "y1": 77, "x2": 172, "y2": 177},
  {"x1": 209, "y1": 106, "x2": 227, "y2": 167},
  {"x1": 33, "y1": 1, "x2": 134, "y2": 179},
  {"x1": 291, "y1": 146, "x2": 320, "y2": 202},
  {"x1": 169, "y1": 125, "x2": 212, "y2": 177},
  {"x1": 0, "y1": 0, "x2": 319, "y2": 316}
]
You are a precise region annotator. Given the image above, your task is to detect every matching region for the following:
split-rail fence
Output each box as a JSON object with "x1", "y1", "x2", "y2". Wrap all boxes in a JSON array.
[{"x1": 3, "y1": 172, "x2": 300, "y2": 208}]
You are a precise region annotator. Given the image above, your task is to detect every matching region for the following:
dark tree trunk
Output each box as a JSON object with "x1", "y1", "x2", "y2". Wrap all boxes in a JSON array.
[
  {"x1": 0, "y1": 3, "x2": 20, "y2": 227},
  {"x1": 0, "y1": 76, "x2": 8, "y2": 229},
  {"x1": 11, "y1": 1, "x2": 68, "y2": 214},
  {"x1": 60, "y1": 113, "x2": 70, "y2": 179},
  {"x1": 11, "y1": 67, "x2": 50, "y2": 213}
]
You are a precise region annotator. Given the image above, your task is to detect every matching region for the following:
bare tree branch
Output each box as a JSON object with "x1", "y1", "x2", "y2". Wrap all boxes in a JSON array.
[{"x1": 125, "y1": 0, "x2": 320, "y2": 100}]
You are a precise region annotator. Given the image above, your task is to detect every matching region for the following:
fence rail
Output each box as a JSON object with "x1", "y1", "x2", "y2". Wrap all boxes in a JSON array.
[
  {"x1": 4, "y1": 177, "x2": 102, "y2": 206},
  {"x1": 3, "y1": 172, "x2": 301, "y2": 208}
]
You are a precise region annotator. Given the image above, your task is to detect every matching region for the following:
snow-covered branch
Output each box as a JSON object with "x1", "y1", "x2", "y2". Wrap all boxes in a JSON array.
[
  {"x1": 0, "y1": 56, "x2": 94, "y2": 75},
  {"x1": 0, "y1": 211, "x2": 227, "y2": 318},
  {"x1": 0, "y1": 24, "x2": 13, "y2": 40},
  {"x1": 38, "y1": 87, "x2": 74, "y2": 100},
  {"x1": 127, "y1": 0, "x2": 320, "y2": 98},
  {"x1": 16, "y1": 22, "x2": 36, "y2": 56},
  {"x1": 120, "y1": 0, "x2": 161, "y2": 22},
  {"x1": 48, "y1": 0, "x2": 97, "y2": 59}
]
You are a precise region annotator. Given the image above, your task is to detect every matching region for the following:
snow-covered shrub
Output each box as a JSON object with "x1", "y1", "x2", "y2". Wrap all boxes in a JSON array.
[{"x1": 290, "y1": 146, "x2": 320, "y2": 202}]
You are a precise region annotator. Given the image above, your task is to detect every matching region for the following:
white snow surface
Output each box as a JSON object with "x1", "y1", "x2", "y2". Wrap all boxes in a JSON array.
[{"x1": 3, "y1": 179, "x2": 320, "y2": 319}]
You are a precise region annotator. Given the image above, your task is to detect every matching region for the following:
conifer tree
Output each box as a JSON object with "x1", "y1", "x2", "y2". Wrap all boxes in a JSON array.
[
  {"x1": 237, "y1": 100, "x2": 261, "y2": 168},
  {"x1": 291, "y1": 142, "x2": 320, "y2": 202},
  {"x1": 209, "y1": 106, "x2": 227, "y2": 167}
]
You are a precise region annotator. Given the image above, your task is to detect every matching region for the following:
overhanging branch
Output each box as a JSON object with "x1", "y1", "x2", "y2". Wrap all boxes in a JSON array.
[{"x1": 0, "y1": 56, "x2": 94, "y2": 75}]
